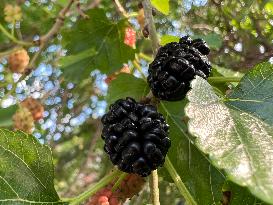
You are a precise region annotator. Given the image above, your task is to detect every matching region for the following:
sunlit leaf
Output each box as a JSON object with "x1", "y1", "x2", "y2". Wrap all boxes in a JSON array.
[
  {"x1": 160, "y1": 35, "x2": 180, "y2": 46},
  {"x1": 186, "y1": 76, "x2": 273, "y2": 204},
  {"x1": 151, "y1": 0, "x2": 170, "y2": 15}
]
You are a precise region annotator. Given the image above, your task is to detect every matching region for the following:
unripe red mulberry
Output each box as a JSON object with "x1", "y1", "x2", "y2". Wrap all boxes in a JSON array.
[
  {"x1": 86, "y1": 174, "x2": 145, "y2": 205},
  {"x1": 124, "y1": 27, "x2": 136, "y2": 48},
  {"x1": 8, "y1": 49, "x2": 30, "y2": 74},
  {"x1": 21, "y1": 97, "x2": 44, "y2": 121},
  {"x1": 87, "y1": 185, "x2": 121, "y2": 205},
  {"x1": 13, "y1": 106, "x2": 34, "y2": 134},
  {"x1": 118, "y1": 174, "x2": 145, "y2": 199}
]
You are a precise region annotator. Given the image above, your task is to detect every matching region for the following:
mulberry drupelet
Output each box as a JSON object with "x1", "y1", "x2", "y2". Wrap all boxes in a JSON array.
[
  {"x1": 148, "y1": 36, "x2": 211, "y2": 101},
  {"x1": 101, "y1": 97, "x2": 170, "y2": 177}
]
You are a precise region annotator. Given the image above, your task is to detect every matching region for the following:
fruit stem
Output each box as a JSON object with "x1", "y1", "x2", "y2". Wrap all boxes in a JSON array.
[
  {"x1": 149, "y1": 170, "x2": 161, "y2": 205},
  {"x1": 139, "y1": 52, "x2": 153, "y2": 62},
  {"x1": 127, "y1": 12, "x2": 139, "y2": 17},
  {"x1": 164, "y1": 156, "x2": 197, "y2": 205},
  {"x1": 208, "y1": 76, "x2": 241, "y2": 83},
  {"x1": 133, "y1": 60, "x2": 147, "y2": 80},
  {"x1": 0, "y1": 23, "x2": 33, "y2": 46},
  {"x1": 67, "y1": 169, "x2": 121, "y2": 205},
  {"x1": 111, "y1": 172, "x2": 128, "y2": 192}
]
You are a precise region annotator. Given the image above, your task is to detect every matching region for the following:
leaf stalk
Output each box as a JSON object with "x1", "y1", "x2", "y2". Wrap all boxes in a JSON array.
[
  {"x1": 164, "y1": 156, "x2": 197, "y2": 205},
  {"x1": 0, "y1": 23, "x2": 33, "y2": 46},
  {"x1": 208, "y1": 76, "x2": 241, "y2": 83}
]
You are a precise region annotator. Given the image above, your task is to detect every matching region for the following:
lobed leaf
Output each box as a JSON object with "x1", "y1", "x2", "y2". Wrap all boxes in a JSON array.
[{"x1": 61, "y1": 9, "x2": 135, "y2": 81}]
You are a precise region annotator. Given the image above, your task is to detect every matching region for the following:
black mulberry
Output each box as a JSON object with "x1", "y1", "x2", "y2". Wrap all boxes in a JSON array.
[
  {"x1": 148, "y1": 36, "x2": 211, "y2": 101},
  {"x1": 101, "y1": 97, "x2": 170, "y2": 177}
]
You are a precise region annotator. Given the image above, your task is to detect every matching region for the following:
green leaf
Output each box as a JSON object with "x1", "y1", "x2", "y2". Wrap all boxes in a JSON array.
[
  {"x1": 61, "y1": 9, "x2": 135, "y2": 81},
  {"x1": 227, "y1": 62, "x2": 273, "y2": 124},
  {"x1": 160, "y1": 34, "x2": 222, "y2": 50},
  {"x1": 223, "y1": 182, "x2": 257, "y2": 205},
  {"x1": 59, "y1": 48, "x2": 97, "y2": 80},
  {"x1": 106, "y1": 74, "x2": 149, "y2": 106},
  {"x1": 213, "y1": 64, "x2": 244, "y2": 78},
  {"x1": 193, "y1": 33, "x2": 223, "y2": 49},
  {"x1": 186, "y1": 76, "x2": 273, "y2": 204},
  {"x1": 159, "y1": 101, "x2": 226, "y2": 205},
  {"x1": 160, "y1": 35, "x2": 180, "y2": 46},
  {"x1": 151, "y1": 0, "x2": 170, "y2": 15},
  {"x1": 0, "y1": 105, "x2": 17, "y2": 127},
  {"x1": 0, "y1": 129, "x2": 66, "y2": 204}
]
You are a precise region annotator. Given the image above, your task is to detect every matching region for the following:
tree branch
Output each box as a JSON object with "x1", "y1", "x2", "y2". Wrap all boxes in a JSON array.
[
  {"x1": 141, "y1": 3, "x2": 161, "y2": 204},
  {"x1": 39, "y1": 0, "x2": 75, "y2": 45},
  {"x1": 142, "y1": 0, "x2": 160, "y2": 56},
  {"x1": 84, "y1": 0, "x2": 101, "y2": 10},
  {"x1": 113, "y1": 0, "x2": 128, "y2": 18},
  {"x1": 29, "y1": 0, "x2": 75, "y2": 69}
]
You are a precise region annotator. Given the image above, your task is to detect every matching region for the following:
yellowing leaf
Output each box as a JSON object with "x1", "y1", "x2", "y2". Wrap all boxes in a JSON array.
[
  {"x1": 151, "y1": 0, "x2": 170, "y2": 15},
  {"x1": 160, "y1": 35, "x2": 180, "y2": 46}
]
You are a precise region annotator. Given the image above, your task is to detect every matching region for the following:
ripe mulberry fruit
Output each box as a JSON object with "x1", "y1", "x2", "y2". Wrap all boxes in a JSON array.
[
  {"x1": 101, "y1": 97, "x2": 170, "y2": 177},
  {"x1": 87, "y1": 173, "x2": 145, "y2": 205},
  {"x1": 13, "y1": 106, "x2": 34, "y2": 134},
  {"x1": 124, "y1": 27, "x2": 136, "y2": 48},
  {"x1": 148, "y1": 36, "x2": 211, "y2": 101},
  {"x1": 8, "y1": 49, "x2": 30, "y2": 74},
  {"x1": 21, "y1": 97, "x2": 44, "y2": 121}
]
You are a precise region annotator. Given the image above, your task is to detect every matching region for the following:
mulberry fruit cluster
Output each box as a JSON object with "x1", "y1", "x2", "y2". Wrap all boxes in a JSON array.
[
  {"x1": 8, "y1": 49, "x2": 30, "y2": 74},
  {"x1": 148, "y1": 36, "x2": 211, "y2": 101},
  {"x1": 21, "y1": 97, "x2": 44, "y2": 121},
  {"x1": 87, "y1": 174, "x2": 145, "y2": 205},
  {"x1": 102, "y1": 98, "x2": 170, "y2": 177},
  {"x1": 13, "y1": 106, "x2": 34, "y2": 134},
  {"x1": 4, "y1": 4, "x2": 22, "y2": 23}
]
